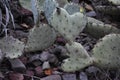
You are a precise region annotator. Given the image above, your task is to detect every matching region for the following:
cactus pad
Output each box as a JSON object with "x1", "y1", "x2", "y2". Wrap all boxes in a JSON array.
[
  {"x1": 92, "y1": 34, "x2": 120, "y2": 69},
  {"x1": 43, "y1": 0, "x2": 58, "y2": 23},
  {"x1": 25, "y1": 24, "x2": 56, "y2": 52},
  {"x1": 61, "y1": 42, "x2": 92, "y2": 72},
  {"x1": 0, "y1": 36, "x2": 25, "y2": 59},
  {"x1": 50, "y1": 8, "x2": 87, "y2": 41},
  {"x1": 84, "y1": 21, "x2": 120, "y2": 38}
]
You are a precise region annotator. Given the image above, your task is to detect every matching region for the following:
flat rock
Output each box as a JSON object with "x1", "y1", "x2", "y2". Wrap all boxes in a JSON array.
[
  {"x1": 62, "y1": 73, "x2": 76, "y2": 80},
  {"x1": 9, "y1": 58, "x2": 26, "y2": 73},
  {"x1": 79, "y1": 72, "x2": 88, "y2": 80}
]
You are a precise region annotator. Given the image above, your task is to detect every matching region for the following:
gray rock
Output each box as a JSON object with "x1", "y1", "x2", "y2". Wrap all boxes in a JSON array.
[
  {"x1": 9, "y1": 58, "x2": 26, "y2": 73},
  {"x1": 29, "y1": 54, "x2": 40, "y2": 62},
  {"x1": 62, "y1": 74, "x2": 76, "y2": 80},
  {"x1": 86, "y1": 11, "x2": 96, "y2": 17},
  {"x1": 85, "y1": 66, "x2": 100, "y2": 73},
  {"x1": 40, "y1": 51, "x2": 51, "y2": 62},
  {"x1": 79, "y1": 72, "x2": 88, "y2": 80}
]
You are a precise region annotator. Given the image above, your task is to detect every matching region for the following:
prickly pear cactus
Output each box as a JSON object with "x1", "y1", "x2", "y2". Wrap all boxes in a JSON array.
[
  {"x1": 31, "y1": 0, "x2": 40, "y2": 25},
  {"x1": 61, "y1": 42, "x2": 93, "y2": 72},
  {"x1": 84, "y1": 21, "x2": 120, "y2": 38},
  {"x1": 43, "y1": 0, "x2": 58, "y2": 23},
  {"x1": 50, "y1": 7, "x2": 87, "y2": 41},
  {"x1": 108, "y1": 0, "x2": 120, "y2": 5},
  {"x1": 20, "y1": 0, "x2": 44, "y2": 11},
  {"x1": 92, "y1": 33, "x2": 120, "y2": 68},
  {"x1": 87, "y1": 17, "x2": 103, "y2": 24},
  {"x1": 25, "y1": 24, "x2": 56, "y2": 52},
  {"x1": 0, "y1": 36, "x2": 25, "y2": 59},
  {"x1": 65, "y1": 42, "x2": 90, "y2": 58},
  {"x1": 64, "y1": 3, "x2": 80, "y2": 15},
  {"x1": 19, "y1": 0, "x2": 32, "y2": 11}
]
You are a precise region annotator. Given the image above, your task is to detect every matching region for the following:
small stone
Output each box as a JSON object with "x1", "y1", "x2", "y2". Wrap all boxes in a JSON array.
[
  {"x1": 0, "y1": 72, "x2": 4, "y2": 79},
  {"x1": 41, "y1": 75, "x2": 62, "y2": 80},
  {"x1": 48, "y1": 54, "x2": 58, "y2": 64},
  {"x1": 85, "y1": 66, "x2": 100, "y2": 73},
  {"x1": 79, "y1": 72, "x2": 88, "y2": 80},
  {"x1": 52, "y1": 71, "x2": 62, "y2": 75},
  {"x1": 40, "y1": 51, "x2": 51, "y2": 62},
  {"x1": 42, "y1": 61, "x2": 50, "y2": 70},
  {"x1": 19, "y1": 56, "x2": 28, "y2": 65},
  {"x1": 9, "y1": 72, "x2": 24, "y2": 80},
  {"x1": 55, "y1": 36, "x2": 66, "y2": 45},
  {"x1": 32, "y1": 60, "x2": 42, "y2": 67},
  {"x1": 9, "y1": 58, "x2": 26, "y2": 73},
  {"x1": 86, "y1": 11, "x2": 96, "y2": 17},
  {"x1": 29, "y1": 54, "x2": 40, "y2": 62},
  {"x1": 62, "y1": 73, "x2": 76, "y2": 80},
  {"x1": 35, "y1": 66, "x2": 43, "y2": 76},
  {"x1": 26, "y1": 70, "x2": 34, "y2": 77}
]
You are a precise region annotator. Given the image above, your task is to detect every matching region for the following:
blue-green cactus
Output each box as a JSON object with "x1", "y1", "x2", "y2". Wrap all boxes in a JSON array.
[{"x1": 50, "y1": 7, "x2": 87, "y2": 41}]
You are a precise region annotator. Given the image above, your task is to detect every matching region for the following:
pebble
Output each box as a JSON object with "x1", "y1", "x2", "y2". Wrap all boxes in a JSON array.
[
  {"x1": 41, "y1": 75, "x2": 62, "y2": 80},
  {"x1": 79, "y1": 72, "x2": 88, "y2": 80},
  {"x1": 9, "y1": 59, "x2": 26, "y2": 73},
  {"x1": 9, "y1": 72, "x2": 24, "y2": 80},
  {"x1": 62, "y1": 73, "x2": 76, "y2": 80}
]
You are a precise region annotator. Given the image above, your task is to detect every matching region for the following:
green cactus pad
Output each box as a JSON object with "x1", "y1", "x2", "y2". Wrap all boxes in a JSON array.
[
  {"x1": 92, "y1": 34, "x2": 120, "y2": 69},
  {"x1": 62, "y1": 57, "x2": 93, "y2": 72},
  {"x1": 64, "y1": 3, "x2": 80, "y2": 15},
  {"x1": 20, "y1": 0, "x2": 44, "y2": 11},
  {"x1": 84, "y1": 21, "x2": 120, "y2": 38},
  {"x1": 19, "y1": 0, "x2": 32, "y2": 11},
  {"x1": 25, "y1": 24, "x2": 56, "y2": 52},
  {"x1": 66, "y1": 42, "x2": 90, "y2": 58},
  {"x1": 43, "y1": 0, "x2": 58, "y2": 23},
  {"x1": 61, "y1": 42, "x2": 93, "y2": 72},
  {"x1": 50, "y1": 7, "x2": 87, "y2": 41},
  {"x1": 0, "y1": 36, "x2": 25, "y2": 59}
]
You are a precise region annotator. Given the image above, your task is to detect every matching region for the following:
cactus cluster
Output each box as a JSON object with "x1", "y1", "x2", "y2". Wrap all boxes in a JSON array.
[
  {"x1": 48, "y1": 6, "x2": 120, "y2": 72},
  {"x1": 61, "y1": 33, "x2": 120, "y2": 72},
  {"x1": 0, "y1": 0, "x2": 120, "y2": 73}
]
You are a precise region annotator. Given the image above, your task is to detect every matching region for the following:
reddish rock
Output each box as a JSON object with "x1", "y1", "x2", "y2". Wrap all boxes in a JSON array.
[
  {"x1": 26, "y1": 70, "x2": 34, "y2": 77},
  {"x1": 56, "y1": 36, "x2": 66, "y2": 45},
  {"x1": 35, "y1": 66, "x2": 43, "y2": 76},
  {"x1": 9, "y1": 72, "x2": 24, "y2": 80},
  {"x1": 19, "y1": 56, "x2": 28, "y2": 65}
]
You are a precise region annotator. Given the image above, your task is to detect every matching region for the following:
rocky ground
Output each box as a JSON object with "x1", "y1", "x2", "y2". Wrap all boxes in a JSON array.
[{"x1": 0, "y1": 0, "x2": 120, "y2": 80}]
